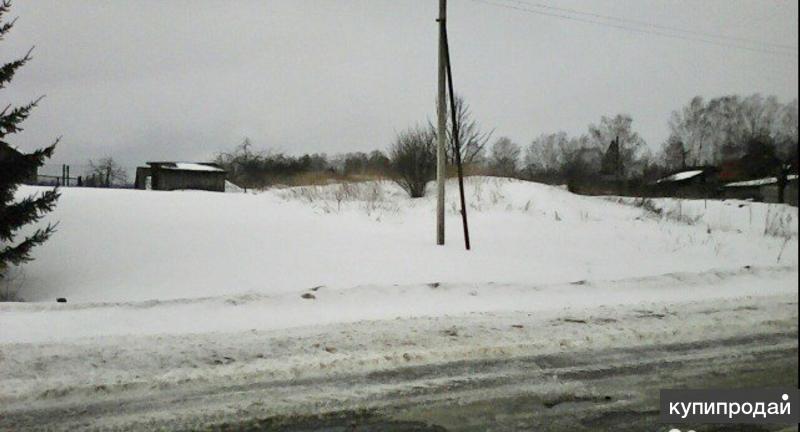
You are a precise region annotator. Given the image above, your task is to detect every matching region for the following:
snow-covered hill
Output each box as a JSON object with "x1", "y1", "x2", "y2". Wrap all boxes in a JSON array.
[{"x1": 8, "y1": 177, "x2": 797, "y2": 304}]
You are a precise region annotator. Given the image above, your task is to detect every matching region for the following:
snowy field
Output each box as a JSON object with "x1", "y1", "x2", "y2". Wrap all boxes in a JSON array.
[
  {"x1": 6, "y1": 177, "x2": 798, "y2": 304},
  {"x1": 1, "y1": 177, "x2": 797, "y2": 430}
]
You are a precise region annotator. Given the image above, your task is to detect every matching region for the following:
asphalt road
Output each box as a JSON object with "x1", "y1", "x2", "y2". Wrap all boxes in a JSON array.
[
  {"x1": 2, "y1": 296, "x2": 797, "y2": 432},
  {"x1": 3, "y1": 332, "x2": 796, "y2": 431},
  {"x1": 210, "y1": 332, "x2": 798, "y2": 432}
]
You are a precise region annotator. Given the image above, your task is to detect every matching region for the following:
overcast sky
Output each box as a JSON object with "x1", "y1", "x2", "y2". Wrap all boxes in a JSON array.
[{"x1": 3, "y1": 0, "x2": 798, "y2": 175}]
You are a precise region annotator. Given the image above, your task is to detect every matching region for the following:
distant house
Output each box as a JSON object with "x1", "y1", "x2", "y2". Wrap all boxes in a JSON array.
[
  {"x1": 722, "y1": 174, "x2": 798, "y2": 206},
  {"x1": 0, "y1": 143, "x2": 37, "y2": 184},
  {"x1": 134, "y1": 162, "x2": 227, "y2": 192},
  {"x1": 651, "y1": 166, "x2": 719, "y2": 198}
]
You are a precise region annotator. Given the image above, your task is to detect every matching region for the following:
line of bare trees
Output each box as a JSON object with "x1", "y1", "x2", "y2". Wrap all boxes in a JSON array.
[
  {"x1": 387, "y1": 93, "x2": 797, "y2": 197},
  {"x1": 214, "y1": 138, "x2": 393, "y2": 190},
  {"x1": 78, "y1": 92, "x2": 788, "y2": 198},
  {"x1": 662, "y1": 95, "x2": 797, "y2": 173}
]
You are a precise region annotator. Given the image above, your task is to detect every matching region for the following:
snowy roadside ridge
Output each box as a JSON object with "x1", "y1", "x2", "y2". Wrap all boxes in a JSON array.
[
  {"x1": 0, "y1": 264, "x2": 794, "y2": 314},
  {"x1": 0, "y1": 265, "x2": 796, "y2": 346}
]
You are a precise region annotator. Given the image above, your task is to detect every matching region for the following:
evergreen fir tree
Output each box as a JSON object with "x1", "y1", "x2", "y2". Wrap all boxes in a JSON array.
[{"x1": 0, "y1": 0, "x2": 59, "y2": 279}]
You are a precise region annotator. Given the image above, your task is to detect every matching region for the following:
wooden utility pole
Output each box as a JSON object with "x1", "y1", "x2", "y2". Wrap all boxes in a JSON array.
[
  {"x1": 442, "y1": 22, "x2": 471, "y2": 250},
  {"x1": 436, "y1": 0, "x2": 447, "y2": 245},
  {"x1": 614, "y1": 136, "x2": 623, "y2": 195}
]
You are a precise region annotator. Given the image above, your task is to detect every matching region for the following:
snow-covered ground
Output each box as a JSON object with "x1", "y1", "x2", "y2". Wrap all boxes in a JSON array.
[
  {"x1": 611, "y1": 194, "x2": 798, "y2": 238},
  {"x1": 1, "y1": 177, "x2": 797, "y2": 430},
  {"x1": 0, "y1": 264, "x2": 795, "y2": 344},
  {"x1": 7, "y1": 177, "x2": 798, "y2": 303}
]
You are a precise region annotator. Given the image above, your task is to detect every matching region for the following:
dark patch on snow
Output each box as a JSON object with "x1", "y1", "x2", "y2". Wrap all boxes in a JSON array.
[
  {"x1": 441, "y1": 327, "x2": 458, "y2": 337},
  {"x1": 556, "y1": 317, "x2": 617, "y2": 325},
  {"x1": 543, "y1": 394, "x2": 613, "y2": 409},
  {"x1": 632, "y1": 309, "x2": 677, "y2": 319}
]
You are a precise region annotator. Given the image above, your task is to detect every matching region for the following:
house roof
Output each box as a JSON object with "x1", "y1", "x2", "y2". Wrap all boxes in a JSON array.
[
  {"x1": 146, "y1": 162, "x2": 226, "y2": 173},
  {"x1": 723, "y1": 174, "x2": 798, "y2": 188},
  {"x1": 655, "y1": 169, "x2": 704, "y2": 184}
]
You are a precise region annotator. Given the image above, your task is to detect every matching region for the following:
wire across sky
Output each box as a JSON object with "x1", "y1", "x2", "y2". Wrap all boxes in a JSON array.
[{"x1": 471, "y1": 0, "x2": 798, "y2": 58}]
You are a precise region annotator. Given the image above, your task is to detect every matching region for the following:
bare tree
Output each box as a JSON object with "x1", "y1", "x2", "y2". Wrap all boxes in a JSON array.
[
  {"x1": 561, "y1": 135, "x2": 603, "y2": 187},
  {"x1": 215, "y1": 137, "x2": 267, "y2": 187},
  {"x1": 489, "y1": 137, "x2": 521, "y2": 177},
  {"x1": 524, "y1": 132, "x2": 570, "y2": 176},
  {"x1": 85, "y1": 157, "x2": 127, "y2": 187},
  {"x1": 589, "y1": 114, "x2": 647, "y2": 178},
  {"x1": 668, "y1": 94, "x2": 797, "y2": 166},
  {"x1": 660, "y1": 135, "x2": 689, "y2": 171},
  {"x1": 706, "y1": 95, "x2": 750, "y2": 162},
  {"x1": 388, "y1": 126, "x2": 436, "y2": 198},
  {"x1": 668, "y1": 96, "x2": 711, "y2": 165},
  {"x1": 430, "y1": 94, "x2": 493, "y2": 166},
  {"x1": 773, "y1": 99, "x2": 798, "y2": 162}
]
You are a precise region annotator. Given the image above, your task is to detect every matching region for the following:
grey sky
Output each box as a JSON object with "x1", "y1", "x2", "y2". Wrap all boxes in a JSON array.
[{"x1": 3, "y1": 0, "x2": 798, "y2": 176}]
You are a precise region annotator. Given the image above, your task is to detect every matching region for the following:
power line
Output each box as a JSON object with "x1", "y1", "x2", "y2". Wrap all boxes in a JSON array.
[
  {"x1": 502, "y1": 0, "x2": 798, "y2": 52},
  {"x1": 729, "y1": 6, "x2": 785, "y2": 34},
  {"x1": 471, "y1": 0, "x2": 798, "y2": 58},
  {"x1": 484, "y1": 0, "x2": 798, "y2": 56}
]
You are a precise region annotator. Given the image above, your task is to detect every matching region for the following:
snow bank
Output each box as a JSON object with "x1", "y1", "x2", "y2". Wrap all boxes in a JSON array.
[
  {"x1": 224, "y1": 180, "x2": 245, "y2": 193},
  {"x1": 613, "y1": 196, "x2": 798, "y2": 238},
  {"x1": 0, "y1": 265, "x2": 795, "y2": 344},
  {"x1": 8, "y1": 177, "x2": 797, "y2": 303}
]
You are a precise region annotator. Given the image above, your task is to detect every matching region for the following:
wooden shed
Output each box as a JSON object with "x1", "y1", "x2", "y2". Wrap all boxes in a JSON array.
[
  {"x1": 134, "y1": 162, "x2": 226, "y2": 192},
  {"x1": 651, "y1": 166, "x2": 719, "y2": 198}
]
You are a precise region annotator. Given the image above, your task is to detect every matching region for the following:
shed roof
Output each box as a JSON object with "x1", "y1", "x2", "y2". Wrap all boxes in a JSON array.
[
  {"x1": 655, "y1": 169, "x2": 704, "y2": 184},
  {"x1": 146, "y1": 162, "x2": 226, "y2": 173},
  {"x1": 723, "y1": 174, "x2": 798, "y2": 188}
]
